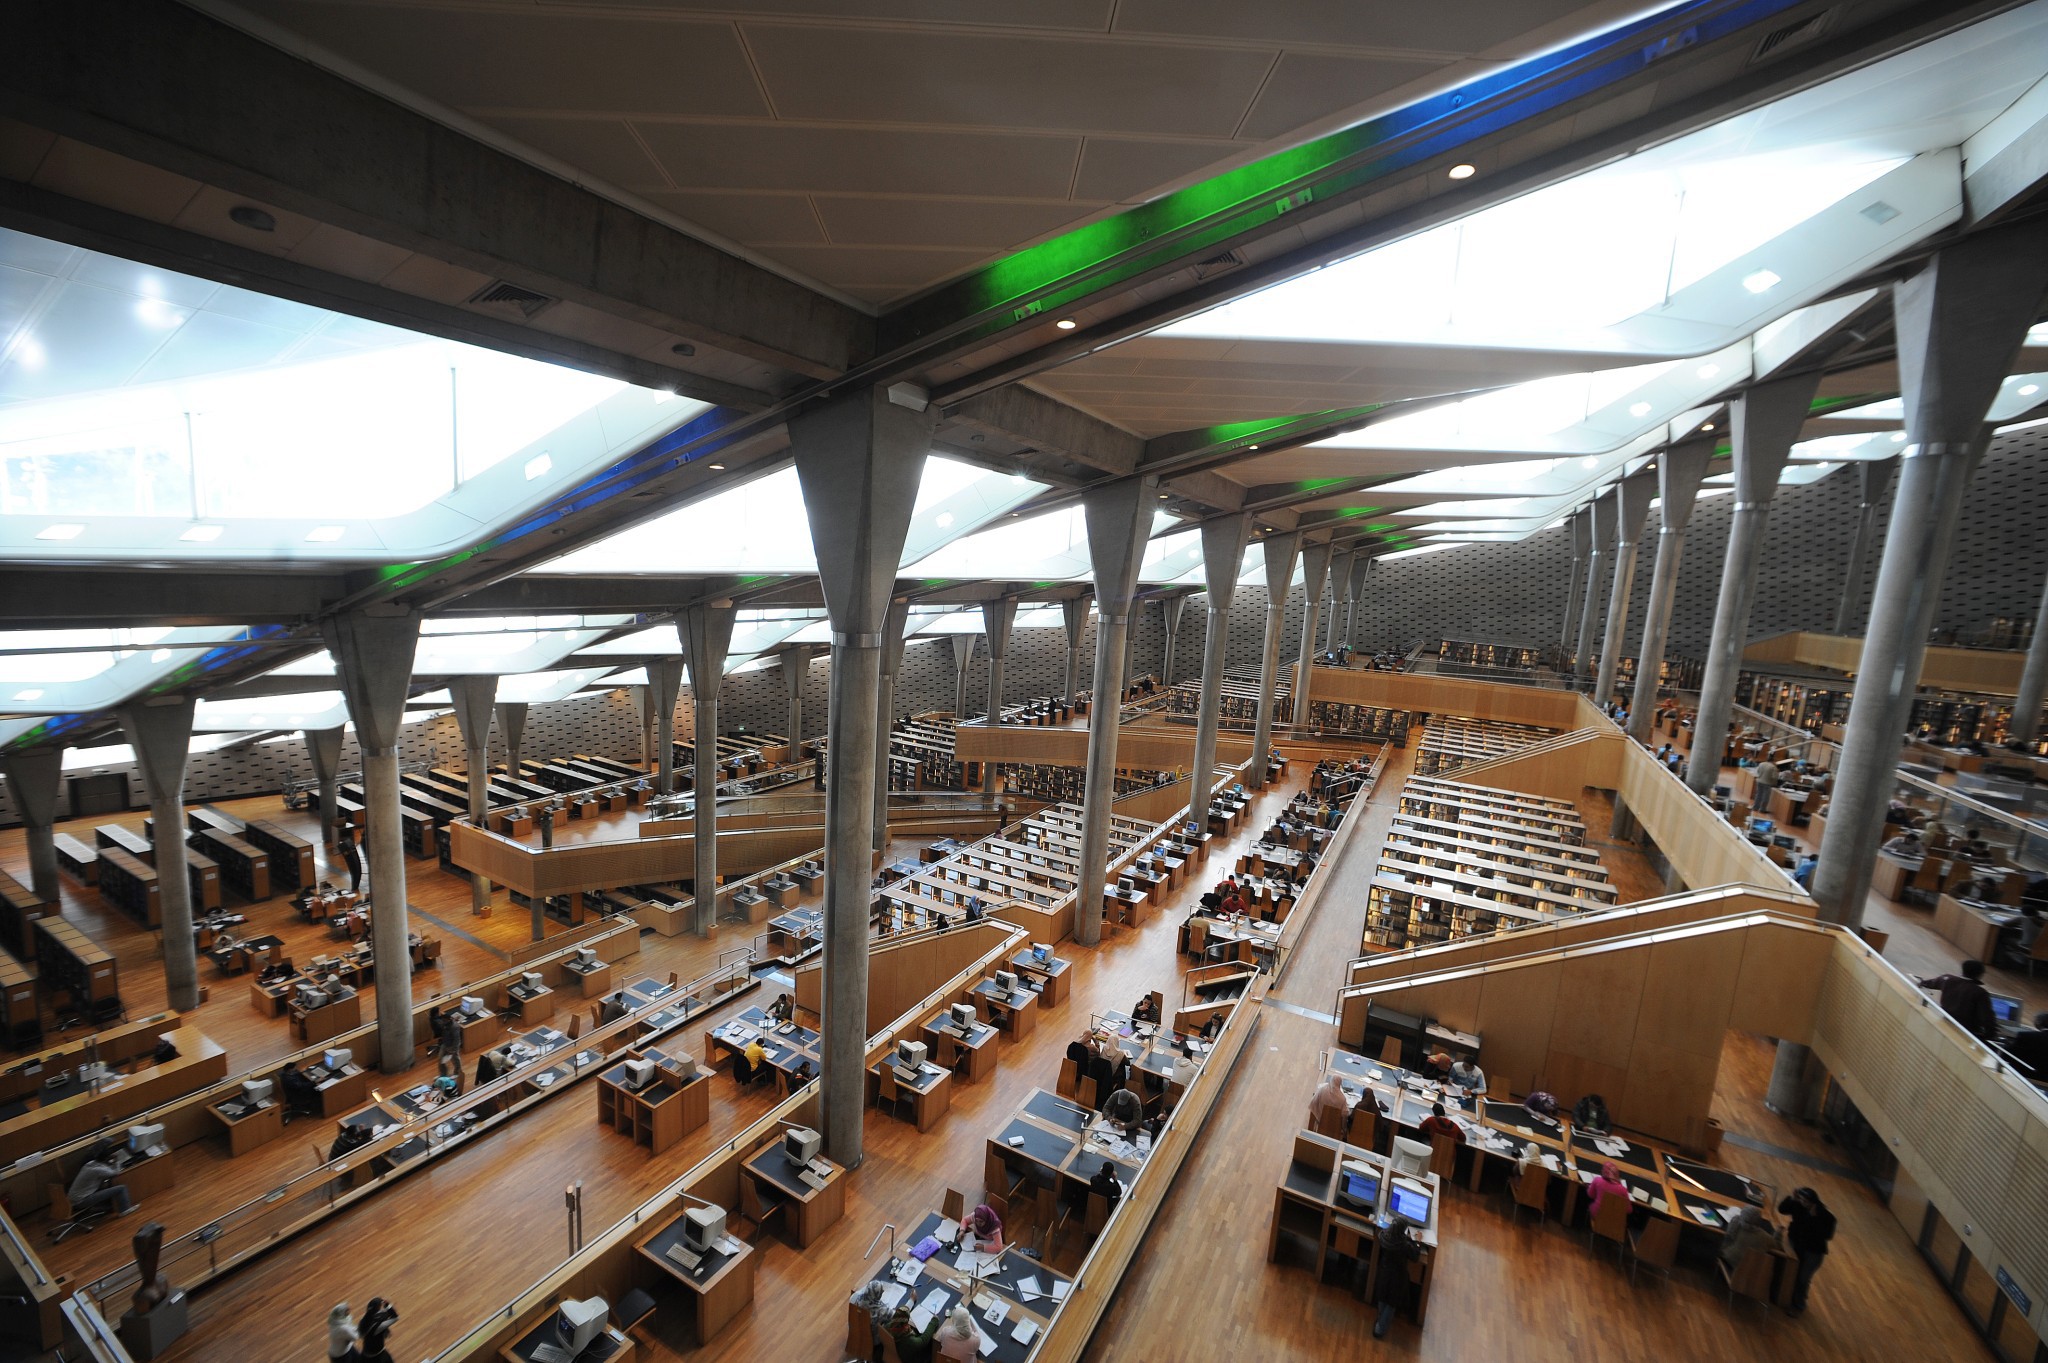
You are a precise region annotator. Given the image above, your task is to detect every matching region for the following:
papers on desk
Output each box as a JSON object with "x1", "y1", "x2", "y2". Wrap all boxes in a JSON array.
[
  {"x1": 917, "y1": 1289, "x2": 950, "y2": 1320},
  {"x1": 1593, "y1": 1136, "x2": 1630, "y2": 1158},
  {"x1": 1050, "y1": 1279, "x2": 1071, "y2": 1301},
  {"x1": 919, "y1": 1062, "x2": 945, "y2": 1077},
  {"x1": 532, "y1": 1072, "x2": 556, "y2": 1088},
  {"x1": 1630, "y1": 1186, "x2": 1649, "y2": 1204},
  {"x1": 982, "y1": 1296, "x2": 1009, "y2": 1327},
  {"x1": 892, "y1": 1257, "x2": 923, "y2": 1286},
  {"x1": 1016, "y1": 1274, "x2": 1044, "y2": 1302},
  {"x1": 975, "y1": 1327, "x2": 1000, "y2": 1356},
  {"x1": 956, "y1": 1248, "x2": 999, "y2": 1274},
  {"x1": 936, "y1": 1217, "x2": 960, "y2": 1242},
  {"x1": 877, "y1": 1283, "x2": 910, "y2": 1312},
  {"x1": 1012, "y1": 1319, "x2": 1040, "y2": 1346},
  {"x1": 1689, "y1": 1204, "x2": 1726, "y2": 1227}
]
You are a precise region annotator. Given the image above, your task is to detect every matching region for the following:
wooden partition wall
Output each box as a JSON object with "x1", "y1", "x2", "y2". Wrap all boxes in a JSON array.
[
  {"x1": 1744, "y1": 630, "x2": 2026, "y2": 695},
  {"x1": 791, "y1": 920, "x2": 1023, "y2": 1036},
  {"x1": 951, "y1": 721, "x2": 1252, "y2": 772},
  {"x1": 1310, "y1": 667, "x2": 1586, "y2": 729},
  {"x1": 1340, "y1": 912, "x2": 1833, "y2": 1147}
]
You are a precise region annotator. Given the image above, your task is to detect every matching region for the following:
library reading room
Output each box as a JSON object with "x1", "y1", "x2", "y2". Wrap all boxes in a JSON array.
[{"x1": 7, "y1": 3, "x2": 2048, "y2": 1362}]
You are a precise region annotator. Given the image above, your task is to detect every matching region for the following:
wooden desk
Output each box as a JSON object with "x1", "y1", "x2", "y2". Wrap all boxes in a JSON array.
[
  {"x1": 1934, "y1": 893, "x2": 2013, "y2": 961},
  {"x1": 562, "y1": 960, "x2": 612, "y2": 997},
  {"x1": 598, "y1": 1052, "x2": 712, "y2": 1154},
  {"x1": 306, "y1": 1061, "x2": 370, "y2": 1117},
  {"x1": 500, "y1": 1311, "x2": 633, "y2": 1363},
  {"x1": 109, "y1": 1147, "x2": 178, "y2": 1202},
  {"x1": 970, "y1": 979, "x2": 1038, "y2": 1039},
  {"x1": 1872, "y1": 851, "x2": 1919, "y2": 901},
  {"x1": 922, "y1": 1016, "x2": 1001, "y2": 1083},
  {"x1": 870, "y1": 1058, "x2": 952, "y2": 1132},
  {"x1": 0, "y1": 1025, "x2": 225, "y2": 1164},
  {"x1": 1268, "y1": 1130, "x2": 1439, "y2": 1321},
  {"x1": 635, "y1": 1210, "x2": 757, "y2": 1343},
  {"x1": 985, "y1": 1089, "x2": 1146, "y2": 1206},
  {"x1": 505, "y1": 982, "x2": 556, "y2": 1024},
  {"x1": 846, "y1": 1209, "x2": 1072, "y2": 1361},
  {"x1": 291, "y1": 992, "x2": 362, "y2": 1046},
  {"x1": 742, "y1": 1140, "x2": 847, "y2": 1246},
  {"x1": 210, "y1": 1094, "x2": 284, "y2": 1156},
  {"x1": 456, "y1": 1009, "x2": 505, "y2": 1053}
]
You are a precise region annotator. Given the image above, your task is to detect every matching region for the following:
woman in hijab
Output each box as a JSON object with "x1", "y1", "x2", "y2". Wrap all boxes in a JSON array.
[
  {"x1": 964, "y1": 1202, "x2": 1004, "y2": 1253},
  {"x1": 1587, "y1": 1160, "x2": 1631, "y2": 1219},
  {"x1": 935, "y1": 1304, "x2": 981, "y2": 1361},
  {"x1": 1307, "y1": 1074, "x2": 1351, "y2": 1133},
  {"x1": 327, "y1": 1303, "x2": 360, "y2": 1362},
  {"x1": 881, "y1": 1304, "x2": 936, "y2": 1363}
]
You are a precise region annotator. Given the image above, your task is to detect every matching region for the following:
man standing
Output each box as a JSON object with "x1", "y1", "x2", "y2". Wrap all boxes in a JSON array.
[
  {"x1": 1917, "y1": 959, "x2": 1999, "y2": 1040},
  {"x1": 1777, "y1": 1187, "x2": 1837, "y2": 1315},
  {"x1": 339, "y1": 827, "x2": 364, "y2": 894}
]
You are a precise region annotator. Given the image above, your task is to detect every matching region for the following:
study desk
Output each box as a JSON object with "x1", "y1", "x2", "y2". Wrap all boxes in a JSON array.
[
  {"x1": 764, "y1": 907, "x2": 824, "y2": 962},
  {"x1": 1103, "y1": 884, "x2": 1149, "y2": 930},
  {"x1": 847, "y1": 1210, "x2": 1073, "y2": 1363},
  {"x1": 106, "y1": 1144, "x2": 178, "y2": 1202},
  {"x1": 209, "y1": 1092, "x2": 284, "y2": 1156},
  {"x1": 499, "y1": 1311, "x2": 633, "y2": 1363},
  {"x1": 1008, "y1": 951, "x2": 1071, "y2": 1006},
  {"x1": 562, "y1": 958, "x2": 612, "y2": 998},
  {"x1": 1934, "y1": 893, "x2": 2018, "y2": 962},
  {"x1": 635, "y1": 1211, "x2": 756, "y2": 1344},
  {"x1": 741, "y1": 1139, "x2": 848, "y2": 1246},
  {"x1": 456, "y1": 1008, "x2": 505, "y2": 1053},
  {"x1": 621, "y1": 976, "x2": 684, "y2": 1011},
  {"x1": 921, "y1": 1015, "x2": 1001, "y2": 1082},
  {"x1": 291, "y1": 992, "x2": 362, "y2": 1046},
  {"x1": 871, "y1": 1058, "x2": 952, "y2": 1131},
  {"x1": 248, "y1": 973, "x2": 304, "y2": 1017},
  {"x1": 984, "y1": 1088, "x2": 1146, "y2": 1204},
  {"x1": 597, "y1": 1049, "x2": 712, "y2": 1154},
  {"x1": 0, "y1": 1025, "x2": 229, "y2": 1162},
  {"x1": 970, "y1": 978, "x2": 1039, "y2": 1039},
  {"x1": 1269, "y1": 1131, "x2": 1439, "y2": 1321},
  {"x1": 303, "y1": 1059, "x2": 370, "y2": 1117},
  {"x1": 706, "y1": 1008, "x2": 821, "y2": 1088},
  {"x1": 504, "y1": 980, "x2": 555, "y2": 1024},
  {"x1": 1872, "y1": 851, "x2": 1919, "y2": 901}
]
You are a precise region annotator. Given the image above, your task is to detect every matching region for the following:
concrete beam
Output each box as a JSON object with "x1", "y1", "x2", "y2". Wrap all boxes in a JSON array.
[
  {"x1": 1964, "y1": 71, "x2": 2048, "y2": 225},
  {"x1": 0, "y1": 569, "x2": 349, "y2": 626},
  {"x1": 946, "y1": 385, "x2": 1144, "y2": 477}
]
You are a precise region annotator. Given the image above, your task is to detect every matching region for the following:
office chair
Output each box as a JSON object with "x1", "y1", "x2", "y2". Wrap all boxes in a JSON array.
[
  {"x1": 45, "y1": 1183, "x2": 109, "y2": 1244},
  {"x1": 1508, "y1": 1165, "x2": 1550, "y2": 1225},
  {"x1": 1390, "y1": 1137, "x2": 1431, "y2": 1178}
]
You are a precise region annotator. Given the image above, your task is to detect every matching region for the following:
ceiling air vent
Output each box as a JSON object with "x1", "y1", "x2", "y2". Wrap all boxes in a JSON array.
[
  {"x1": 1752, "y1": 9, "x2": 1833, "y2": 63},
  {"x1": 1192, "y1": 250, "x2": 1246, "y2": 281},
  {"x1": 467, "y1": 280, "x2": 557, "y2": 319}
]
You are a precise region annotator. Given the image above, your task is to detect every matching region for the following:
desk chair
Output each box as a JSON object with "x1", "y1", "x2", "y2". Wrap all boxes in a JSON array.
[
  {"x1": 1508, "y1": 1165, "x2": 1549, "y2": 1224},
  {"x1": 1379, "y1": 1036, "x2": 1405, "y2": 1067},
  {"x1": 1627, "y1": 1217, "x2": 1680, "y2": 1286},
  {"x1": 1588, "y1": 1195, "x2": 1629, "y2": 1261},
  {"x1": 45, "y1": 1183, "x2": 110, "y2": 1243},
  {"x1": 1310, "y1": 1104, "x2": 1348, "y2": 1140},
  {"x1": 1720, "y1": 1245, "x2": 1777, "y2": 1311},
  {"x1": 875, "y1": 1066, "x2": 914, "y2": 1123},
  {"x1": 737, "y1": 1172, "x2": 787, "y2": 1244},
  {"x1": 1390, "y1": 1138, "x2": 1431, "y2": 1178},
  {"x1": 941, "y1": 1188, "x2": 967, "y2": 1225},
  {"x1": 1427, "y1": 1132, "x2": 1460, "y2": 1183},
  {"x1": 1083, "y1": 1190, "x2": 1111, "y2": 1241},
  {"x1": 1349, "y1": 1106, "x2": 1379, "y2": 1154},
  {"x1": 1056, "y1": 1056, "x2": 1081, "y2": 1100},
  {"x1": 1184, "y1": 920, "x2": 1209, "y2": 961}
]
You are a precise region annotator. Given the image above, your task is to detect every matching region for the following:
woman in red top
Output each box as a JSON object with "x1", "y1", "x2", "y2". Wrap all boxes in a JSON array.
[{"x1": 1587, "y1": 1160, "x2": 1631, "y2": 1218}]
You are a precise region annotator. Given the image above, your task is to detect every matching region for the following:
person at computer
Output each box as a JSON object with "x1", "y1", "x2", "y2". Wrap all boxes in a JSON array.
[
  {"x1": 1587, "y1": 1161, "x2": 1631, "y2": 1220},
  {"x1": 1370, "y1": 1218, "x2": 1420, "y2": 1339},
  {"x1": 1718, "y1": 1205, "x2": 1780, "y2": 1268},
  {"x1": 1309, "y1": 1074, "x2": 1351, "y2": 1133},
  {"x1": 280, "y1": 1061, "x2": 321, "y2": 1121},
  {"x1": 67, "y1": 1151, "x2": 133, "y2": 1219},
  {"x1": 1917, "y1": 959, "x2": 2000, "y2": 1040},
  {"x1": 767, "y1": 992, "x2": 794, "y2": 1024},
  {"x1": 1417, "y1": 1102, "x2": 1464, "y2": 1146},
  {"x1": 1961, "y1": 827, "x2": 1993, "y2": 861},
  {"x1": 963, "y1": 1202, "x2": 1004, "y2": 1253},
  {"x1": 1777, "y1": 1187, "x2": 1837, "y2": 1316},
  {"x1": 935, "y1": 1304, "x2": 981, "y2": 1361},
  {"x1": 1447, "y1": 1058, "x2": 1487, "y2": 1095},
  {"x1": 1793, "y1": 853, "x2": 1819, "y2": 890},
  {"x1": 1573, "y1": 1092, "x2": 1613, "y2": 1133},
  {"x1": 1101, "y1": 1085, "x2": 1146, "y2": 1140}
]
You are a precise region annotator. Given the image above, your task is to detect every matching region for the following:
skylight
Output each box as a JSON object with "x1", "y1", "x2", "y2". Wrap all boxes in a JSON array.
[
  {"x1": 0, "y1": 626, "x2": 258, "y2": 716},
  {"x1": 903, "y1": 507, "x2": 1181, "y2": 582}
]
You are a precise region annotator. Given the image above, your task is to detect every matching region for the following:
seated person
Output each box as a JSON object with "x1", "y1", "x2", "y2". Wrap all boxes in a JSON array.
[
  {"x1": 1089, "y1": 1159, "x2": 1125, "y2": 1212},
  {"x1": 1131, "y1": 993, "x2": 1161, "y2": 1025},
  {"x1": 1586, "y1": 1160, "x2": 1630, "y2": 1219},
  {"x1": 2004, "y1": 1012, "x2": 2048, "y2": 1076},
  {"x1": 881, "y1": 1305, "x2": 937, "y2": 1363},
  {"x1": 1100, "y1": 1086, "x2": 1146, "y2": 1139},
  {"x1": 327, "y1": 1124, "x2": 372, "y2": 1162},
  {"x1": 1961, "y1": 828, "x2": 1993, "y2": 861},
  {"x1": 279, "y1": 1061, "x2": 322, "y2": 1117},
  {"x1": 1881, "y1": 830, "x2": 1924, "y2": 856},
  {"x1": 1447, "y1": 1058, "x2": 1488, "y2": 1095},
  {"x1": 1573, "y1": 1092, "x2": 1612, "y2": 1133},
  {"x1": 1417, "y1": 1102, "x2": 1464, "y2": 1145},
  {"x1": 1419, "y1": 1050, "x2": 1455, "y2": 1084},
  {"x1": 1307, "y1": 1074, "x2": 1350, "y2": 1131},
  {"x1": 962, "y1": 1202, "x2": 1004, "y2": 1253},
  {"x1": 767, "y1": 992, "x2": 795, "y2": 1024},
  {"x1": 67, "y1": 1149, "x2": 134, "y2": 1219},
  {"x1": 1719, "y1": 1205, "x2": 1779, "y2": 1265},
  {"x1": 598, "y1": 991, "x2": 629, "y2": 1025},
  {"x1": 1198, "y1": 1013, "x2": 1225, "y2": 1042}
]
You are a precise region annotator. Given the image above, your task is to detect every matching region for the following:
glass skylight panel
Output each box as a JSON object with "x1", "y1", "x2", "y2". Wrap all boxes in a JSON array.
[
  {"x1": 906, "y1": 608, "x2": 986, "y2": 636},
  {"x1": 413, "y1": 621, "x2": 627, "y2": 675},
  {"x1": 192, "y1": 690, "x2": 349, "y2": 732},
  {"x1": 904, "y1": 506, "x2": 1179, "y2": 582},
  {"x1": 1819, "y1": 374, "x2": 2048, "y2": 425},
  {"x1": 491, "y1": 668, "x2": 613, "y2": 705},
  {"x1": 533, "y1": 456, "x2": 1046, "y2": 576},
  {"x1": 0, "y1": 625, "x2": 251, "y2": 714}
]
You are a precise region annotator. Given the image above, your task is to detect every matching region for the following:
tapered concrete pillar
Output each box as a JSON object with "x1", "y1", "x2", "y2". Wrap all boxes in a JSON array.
[
  {"x1": 321, "y1": 609, "x2": 422, "y2": 1075},
  {"x1": 1783, "y1": 222, "x2": 2048, "y2": 1118},
  {"x1": 305, "y1": 727, "x2": 343, "y2": 848},
  {"x1": 1684, "y1": 373, "x2": 1821, "y2": 796},
  {"x1": 1574, "y1": 493, "x2": 1616, "y2": 682},
  {"x1": 981, "y1": 598, "x2": 1016, "y2": 726},
  {"x1": 1560, "y1": 507, "x2": 1591, "y2": 657},
  {"x1": 1626, "y1": 438, "x2": 1714, "y2": 749},
  {"x1": 118, "y1": 701, "x2": 198, "y2": 1012},
  {"x1": 1831, "y1": 458, "x2": 1897, "y2": 634},
  {"x1": 2013, "y1": 574, "x2": 2048, "y2": 746},
  {"x1": 1, "y1": 748, "x2": 63, "y2": 905},
  {"x1": 632, "y1": 685, "x2": 655, "y2": 768},
  {"x1": 1326, "y1": 550, "x2": 1355, "y2": 653},
  {"x1": 1294, "y1": 542, "x2": 1332, "y2": 716},
  {"x1": 645, "y1": 659, "x2": 682, "y2": 795},
  {"x1": 1251, "y1": 532, "x2": 1299, "y2": 791},
  {"x1": 1344, "y1": 556, "x2": 1369, "y2": 650},
  {"x1": 1062, "y1": 598, "x2": 1088, "y2": 702},
  {"x1": 1074, "y1": 478, "x2": 1155, "y2": 946},
  {"x1": 496, "y1": 702, "x2": 528, "y2": 779},
  {"x1": 1189, "y1": 515, "x2": 1251, "y2": 830},
  {"x1": 875, "y1": 600, "x2": 911, "y2": 852},
  {"x1": 951, "y1": 635, "x2": 975, "y2": 719},
  {"x1": 450, "y1": 677, "x2": 501, "y2": 924},
  {"x1": 1594, "y1": 472, "x2": 1656, "y2": 708},
  {"x1": 682, "y1": 603, "x2": 738, "y2": 936},
  {"x1": 789, "y1": 383, "x2": 932, "y2": 1167},
  {"x1": 1159, "y1": 595, "x2": 1187, "y2": 686},
  {"x1": 780, "y1": 645, "x2": 814, "y2": 760}
]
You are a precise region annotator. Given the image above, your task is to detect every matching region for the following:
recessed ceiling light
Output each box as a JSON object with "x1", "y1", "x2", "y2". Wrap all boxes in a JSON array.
[
  {"x1": 1248, "y1": 444, "x2": 1259, "y2": 450},
  {"x1": 1579, "y1": 457, "x2": 1599, "y2": 469},
  {"x1": 179, "y1": 524, "x2": 225, "y2": 542},
  {"x1": 1447, "y1": 164, "x2": 1476, "y2": 180},
  {"x1": 306, "y1": 526, "x2": 346, "y2": 542},
  {"x1": 1628, "y1": 402, "x2": 1652, "y2": 418},
  {"x1": 671, "y1": 342, "x2": 696, "y2": 357},
  {"x1": 1741, "y1": 269, "x2": 1782, "y2": 294},
  {"x1": 229, "y1": 205, "x2": 277, "y2": 232},
  {"x1": 1696, "y1": 364, "x2": 1720, "y2": 380},
  {"x1": 36, "y1": 523, "x2": 83, "y2": 541},
  {"x1": 935, "y1": 511, "x2": 955, "y2": 527},
  {"x1": 1702, "y1": 422, "x2": 1716, "y2": 432},
  {"x1": 134, "y1": 297, "x2": 183, "y2": 329},
  {"x1": 523, "y1": 453, "x2": 552, "y2": 480},
  {"x1": 1055, "y1": 318, "x2": 1077, "y2": 330},
  {"x1": 12, "y1": 337, "x2": 45, "y2": 370},
  {"x1": 707, "y1": 462, "x2": 726, "y2": 471},
  {"x1": 2021, "y1": 384, "x2": 2041, "y2": 397},
  {"x1": 13, "y1": 690, "x2": 43, "y2": 701},
  {"x1": 1158, "y1": 493, "x2": 1170, "y2": 500}
]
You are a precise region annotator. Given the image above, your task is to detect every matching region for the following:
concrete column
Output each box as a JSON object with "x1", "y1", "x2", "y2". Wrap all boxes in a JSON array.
[
  {"x1": 1, "y1": 748, "x2": 64, "y2": 904},
  {"x1": 981, "y1": 598, "x2": 1016, "y2": 726},
  {"x1": 951, "y1": 635, "x2": 975, "y2": 719},
  {"x1": 682, "y1": 603, "x2": 738, "y2": 937},
  {"x1": 1783, "y1": 222, "x2": 2048, "y2": 1117},
  {"x1": 780, "y1": 645, "x2": 814, "y2": 759},
  {"x1": 645, "y1": 658, "x2": 682, "y2": 795},
  {"x1": 1574, "y1": 493, "x2": 1616, "y2": 682},
  {"x1": 1062, "y1": 597, "x2": 1088, "y2": 702},
  {"x1": 1293, "y1": 542, "x2": 1332, "y2": 718},
  {"x1": 1074, "y1": 478, "x2": 1155, "y2": 946},
  {"x1": 1189, "y1": 515, "x2": 1250, "y2": 830},
  {"x1": 321, "y1": 609, "x2": 422, "y2": 1075},
  {"x1": 1560, "y1": 507, "x2": 1591, "y2": 657},
  {"x1": 1251, "y1": 532, "x2": 1299, "y2": 791},
  {"x1": 450, "y1": 677, "x2": 500, "y2": 924},
  {"x1": 118, "y1": 700, "x2": 199, "y2": 1012},
  {"x1": 2013, "y1": 573, "x2": 2048, "y2": 746},
  {"x1": 1344, "y1": 556, "x2": 1369, "y2": 650},
  {"x1": 1626, "y1": 438, "x2": 1714, "y2": 749},
  {"x1": 1326, "y1": 550, "x2": 1355, "y2": 654},
  {"x1": 1684, "y1": 374, "x2": 1821, "y2": 796},
  {"x1": 305, "y1": 727, "x2": 343, "y2": 848},
  {"x1": 631, "y1": 685, "x2": 655, "y2": 769},
  {"x1": 495, "y1": 702, "x2": 528, "y2": 779},
  {"x1": 789, "y1": 383, "x2": 933, "y2": 1167},
  {"x1": 1594, "y1": 472, "x2": 1656, "y2": 707},
  {"x1": 1831, "y1": 458, "x2": 1897, "y2": 634},
  {"x1": 875, "y1": 600, "x2": 910, "y2": 852},
  {"x1": 1158, "y1": 595, "x2": 1187, "y2": 686}
]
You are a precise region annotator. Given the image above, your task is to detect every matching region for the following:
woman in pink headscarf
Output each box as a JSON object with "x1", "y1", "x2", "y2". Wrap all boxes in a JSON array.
[{"x1": 1587, "y1": 1160, "x2": 1630, "y2": 1219}]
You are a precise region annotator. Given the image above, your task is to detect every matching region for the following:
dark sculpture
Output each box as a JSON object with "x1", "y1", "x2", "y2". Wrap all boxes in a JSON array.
[{"x1": 131, "y1": 1221, "x2": 168, "y2": 1315}]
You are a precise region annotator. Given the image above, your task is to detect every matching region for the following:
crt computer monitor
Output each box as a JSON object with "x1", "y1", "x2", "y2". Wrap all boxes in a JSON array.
[
  {"x1": 1390, "y1": 1182, "x2": 1432, "y2": 1225},
  {"x1": 242, "y1": 1079, "x2": 274, "y2": 1105},
  {"x1": 1991, "y1": 993, "x2": 2023, "y2": 1025},
  {"x1": 323, "y1": 1048, "x2": 352, "y2": 1071},
  {"x1": 1339, "y1": 1170, "x2": 1380, "y2": 1208},
  {"x1": 556, "y1": 1297, "x2": 607, "y2": 1355}
]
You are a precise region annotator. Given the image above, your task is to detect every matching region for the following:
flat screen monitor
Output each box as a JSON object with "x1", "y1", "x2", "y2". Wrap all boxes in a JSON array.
[
  {"x1": 1771, "y1": 834, "x2": 1796, "y2": 849},
  {"x1": 1390, "y1": 1182, "x2": 1431, "y2": 1225},
  {"x1": 1338, "y1": 1170, "x2": 1379, "y2": 1208}
]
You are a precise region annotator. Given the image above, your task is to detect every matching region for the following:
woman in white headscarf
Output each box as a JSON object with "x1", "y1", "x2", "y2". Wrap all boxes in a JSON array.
[{"x1": 935, "y1": 1304, "x2": 981, "y2": 1361}]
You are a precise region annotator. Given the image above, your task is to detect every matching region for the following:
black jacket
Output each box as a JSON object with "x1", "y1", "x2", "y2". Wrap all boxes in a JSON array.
[{"x1": 1778, "y1": 1195, "x2": 1837, "y2": 1258}]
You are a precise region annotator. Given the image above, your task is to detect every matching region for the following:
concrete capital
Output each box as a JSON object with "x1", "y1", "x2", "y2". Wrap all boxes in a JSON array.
[
  {"x1": 1570, "y1": 505, "x2": 1592, "y2": 560},
  {"x1": 1199, "y1": 514, "x2": 1251, "y2": 613},
  {"x1": 780, "y1": 644, "x2": 817, "y2": 697},
  {"x1": 1731, "y1": 371, "x2": 1824, "y2": 504},
  {"x1": 1653, "y1": 437, "x2": 1715, "y2": 531},
  {"x1": 951, "y1": 633, "x2": 976, "y2": 672},
  {"x1": 879, "y1": 601, "x2": 912, "y2": 677},
  {"x1": 1082, "y1": 478, "x2": 1156, "y2": 613},
  {"x1": 789, "y1": 385, "x2": 935, "y2": 637},
  {"x1": 450, "y1": 676, "x2": 497, "y2": 756},
  {"x1": 1613, "y1": 470, "x2": 1656, "y2": 545},
  {"x1": 1061, "y1": 597, "x2": 1089, "y2": 652},
  {"x1": 117, "y1": 697, "x2": 196, "y2": 808},
  {"x1": 1896, "y1": 217, "x2": 2048, "y2": 446},
  {"x1": 1261, "y1": 530, "x2": 1301, "y2": 601},
  {"x1": 979, "y1": 598, "x2": 1017, "y2": 660},
  {"x1": 1859, "y1": 456, "x2": 1899, "y2": 508},
  {"x1": 0, "y1": 748, "x2": 63, "y2": 829},
  {"x1": 321, "y1": 610, "x2": 422, "y2": 755},
  {"x1": 680, "y1": 603, "x2": 739, "y2": 705},
  {"x1": 1588, "y1": 485, "x2": 1618, "y2": 551},
  {"x1": 494, "y1": 702, "x2": 529, "y2": 767}
]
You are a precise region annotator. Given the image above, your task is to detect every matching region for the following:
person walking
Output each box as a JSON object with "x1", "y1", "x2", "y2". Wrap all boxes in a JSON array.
[{"x1": 339, "y1": 827, "x2": 364, "y2": 894}]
